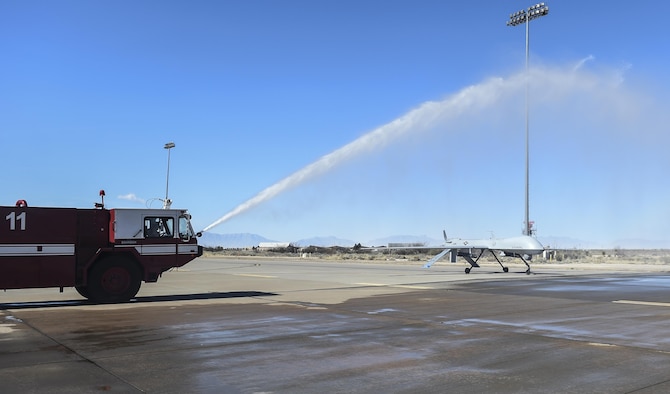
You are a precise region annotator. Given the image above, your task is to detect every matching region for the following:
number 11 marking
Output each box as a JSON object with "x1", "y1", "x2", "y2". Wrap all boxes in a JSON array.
[{"x1": 5, "y1": 211, "x2": 26, "y2": 231}]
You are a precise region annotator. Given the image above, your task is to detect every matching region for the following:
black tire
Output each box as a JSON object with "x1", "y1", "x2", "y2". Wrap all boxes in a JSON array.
[
  {"x1": 87, "y1": 257, "x2": 142, "y2": 303},
  {"x1": 75, "y1": 285, "x2": 90, "y2": 299}
]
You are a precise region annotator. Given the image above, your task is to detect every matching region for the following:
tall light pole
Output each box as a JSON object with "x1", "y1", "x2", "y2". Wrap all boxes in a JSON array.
[
  {"x1": 163, "y1": 142, "x2": 175, "y2": 209},
  {"x1": 507, "y1": 3, "x2": 549, "y2": 236}
]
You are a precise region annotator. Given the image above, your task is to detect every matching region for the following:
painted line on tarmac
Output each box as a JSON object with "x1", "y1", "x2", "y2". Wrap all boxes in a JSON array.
[
  {"x1": 356, "y1": 282, "x2": 433, "y2": 290},
  {"x1": 234, "y1": 274, "x2": 277, "y2": 279},
  {"x1": 613, "y1": 300, "x2": 670, "y2": 307},
  {"x1": 396, "y1": 285, "x2": 433, "y2": 289},
  {"x1": 588, "y1": 342, "x2": 618, "y2": 347}
]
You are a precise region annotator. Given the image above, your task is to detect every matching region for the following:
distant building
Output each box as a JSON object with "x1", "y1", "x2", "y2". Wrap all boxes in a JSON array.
[
  {"x1": 388, "y1": 242, "x2": 426, "y2": 248},
  {"x1": 258, "y1": 242, "x2": 291, "y2": 250}
]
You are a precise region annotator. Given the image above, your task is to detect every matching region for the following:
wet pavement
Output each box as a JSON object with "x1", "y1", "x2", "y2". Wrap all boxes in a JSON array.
[{"x1": 2, "y1": 258, "x2": 670, "y2": 393}]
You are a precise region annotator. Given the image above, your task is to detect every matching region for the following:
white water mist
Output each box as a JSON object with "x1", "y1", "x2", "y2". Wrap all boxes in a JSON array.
[{"x1": 201, "y1": 65, "x2": 608, "y2": 233}]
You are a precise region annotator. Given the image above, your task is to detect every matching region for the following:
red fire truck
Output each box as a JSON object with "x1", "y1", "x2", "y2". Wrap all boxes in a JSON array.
[{"x1": 0, "y1": 197, "x2": 203, "y2": 303}]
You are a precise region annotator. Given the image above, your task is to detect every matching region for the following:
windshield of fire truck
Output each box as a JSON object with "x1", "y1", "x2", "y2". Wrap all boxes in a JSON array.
[{"x1": 179, "y1": 214, "x2": 195, "y2": 240}]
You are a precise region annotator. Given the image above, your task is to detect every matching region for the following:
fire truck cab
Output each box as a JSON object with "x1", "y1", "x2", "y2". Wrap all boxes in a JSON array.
[{"x1": 1, "y1": 200, "x2": 203, "y2": 303}]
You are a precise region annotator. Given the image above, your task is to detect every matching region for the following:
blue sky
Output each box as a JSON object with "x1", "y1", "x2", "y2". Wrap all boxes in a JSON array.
[{"x1": 2, "y1": 1, "x2": 669, "y2": 248}]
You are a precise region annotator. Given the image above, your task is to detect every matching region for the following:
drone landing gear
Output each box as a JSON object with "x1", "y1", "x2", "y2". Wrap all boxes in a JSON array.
[
  {"x1": 520, "y1": 255, "x2": 531, "y2": 275},
  {"x1": 498, "y1": 253, "x2": 532, "y2": 275},
  {"x1": 490, "y1": 252, "x2": 509, "y2": 273},
  {"x1": 459, "y1": 250, "x2": 531, "y2": 275},
  {"x1": 461, "y1": 251, "x2": 483, "y2": 274}
]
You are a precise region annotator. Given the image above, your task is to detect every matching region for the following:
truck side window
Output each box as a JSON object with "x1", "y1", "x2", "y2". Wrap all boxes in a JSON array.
[{"x1": 144, "y1": 217, "x2": 174, "y2": 238}]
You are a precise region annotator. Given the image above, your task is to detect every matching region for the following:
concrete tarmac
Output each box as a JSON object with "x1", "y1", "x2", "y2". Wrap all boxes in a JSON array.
[{"x1": 2, "y1": 257, "x2": 670, "y2": 393}]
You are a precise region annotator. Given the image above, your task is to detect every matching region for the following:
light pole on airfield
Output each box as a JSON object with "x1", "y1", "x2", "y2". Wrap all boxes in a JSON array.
[
  {"x1": 507, "y1": 3, "x2": 549, "y2": 236},
  {"x1": 163, "y1": 141, "x2": 175, "y2": 209}
]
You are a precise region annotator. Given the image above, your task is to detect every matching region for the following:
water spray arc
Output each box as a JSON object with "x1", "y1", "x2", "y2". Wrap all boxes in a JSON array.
[
  {"x1": 200, "y1": 75, "x2": 526, "y2": 234},
  {"x1": 197, "y1": 63, "x2": 661, "y2": 244}
]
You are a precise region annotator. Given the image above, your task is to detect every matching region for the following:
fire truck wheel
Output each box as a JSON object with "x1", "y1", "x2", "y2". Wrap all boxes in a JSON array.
[
  {"x1": 75, "y1": 285, "x2": 90, "y2": 299},
  {"x1": 88, "y1": 257, "x2": 142, "y2": 303}
]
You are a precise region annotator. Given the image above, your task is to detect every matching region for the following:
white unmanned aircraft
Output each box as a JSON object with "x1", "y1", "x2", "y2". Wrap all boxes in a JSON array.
[{"x1": 390, "y1": 231, "x2": 544, "y2": 274}]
